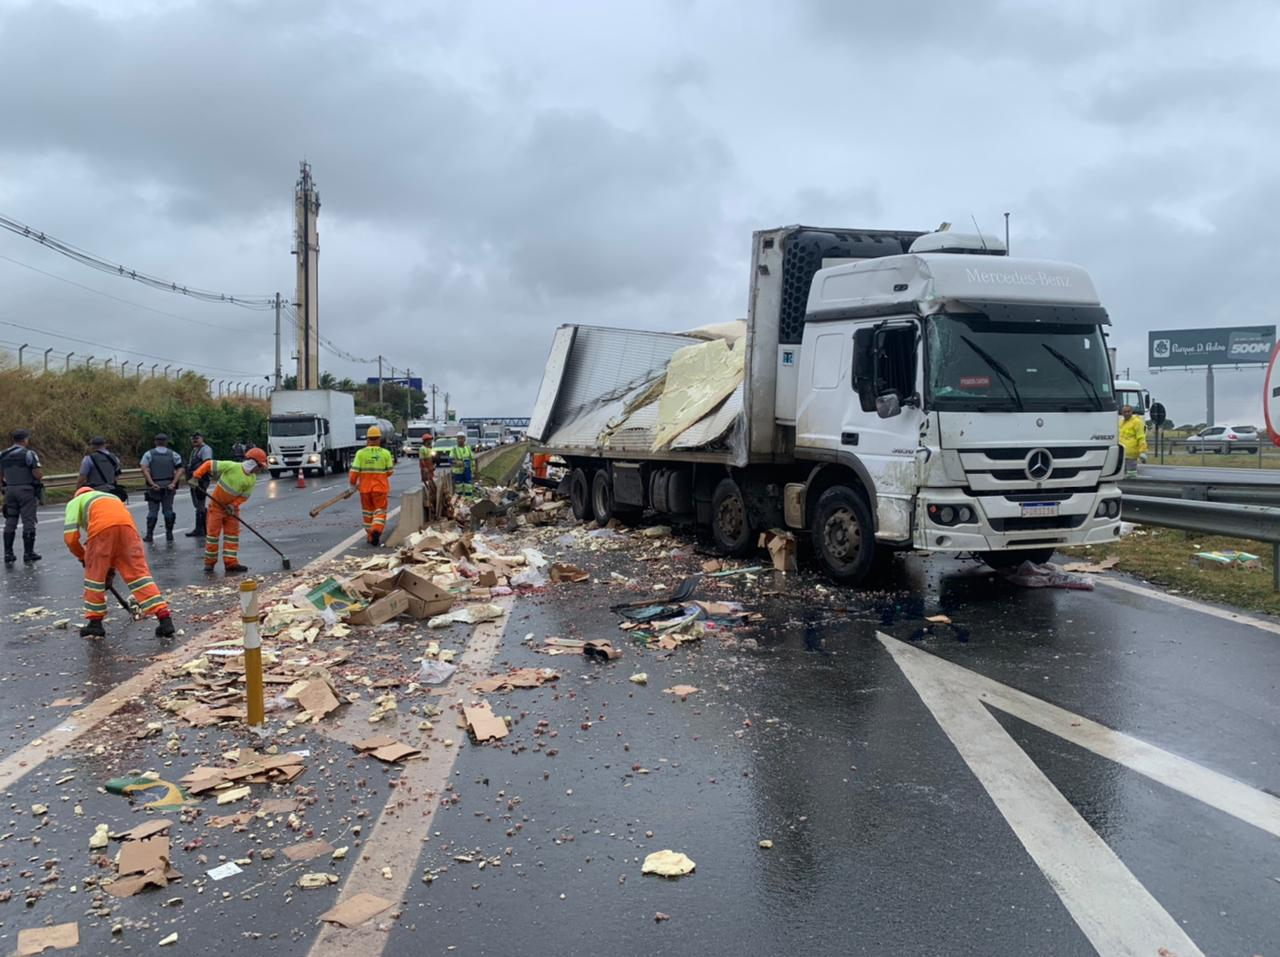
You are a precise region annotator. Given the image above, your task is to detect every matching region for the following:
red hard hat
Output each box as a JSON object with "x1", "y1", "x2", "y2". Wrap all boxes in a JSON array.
[{"x1": 245, "y1": 447, "x2": 267, "y2": 467}]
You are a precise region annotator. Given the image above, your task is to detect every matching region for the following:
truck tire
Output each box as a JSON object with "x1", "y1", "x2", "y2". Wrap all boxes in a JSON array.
[
  {"x1": 980, "y1": 547, "x2": 1055, "y2": 569},
  {"x1": 592, "y1": 471, "x2": 615, "y2": 524},
  {"x1": 711, "y1": 478, "x2": 753, "y2": 556},
  {"x1": 570, "y1": 468, "x2": 594, "y2": 523},
  {"x1": 811, "y1": 486, "x2": 875, "y2": 584},
  {"x1": 269, "y1": 469, "x2": 281, "y2": 480}
]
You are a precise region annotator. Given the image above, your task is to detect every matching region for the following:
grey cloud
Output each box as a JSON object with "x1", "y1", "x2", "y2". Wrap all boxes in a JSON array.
[{"x1": 1086, "y1": 63, "x2": 1280, "y2": 125}]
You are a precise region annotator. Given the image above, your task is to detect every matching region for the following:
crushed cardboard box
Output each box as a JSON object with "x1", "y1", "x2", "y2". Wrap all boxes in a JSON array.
[
  {"x1": 471, "y1": 667, "x2": 559, "y2": 693},
  {"x1": 353, "y1": 735, "x2": 422, "y2": 764},
  {"x1": 320, "y1": 892, "x2": 395, "y2": 929},
  {"x1": 758, "y1": 530, "x2": 798, "y2": 572},
  {"x1": 463, "y1": 701, "x2": 509, "y2": 742}
]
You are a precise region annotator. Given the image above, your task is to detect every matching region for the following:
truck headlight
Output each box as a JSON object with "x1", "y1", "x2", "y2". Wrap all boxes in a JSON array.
[
  {"x1": 307, "y1": 454, "x2": 319, "y2": 464},
  {"x1": 267, "y1": 455, "x2": 279, "y2": 465}
]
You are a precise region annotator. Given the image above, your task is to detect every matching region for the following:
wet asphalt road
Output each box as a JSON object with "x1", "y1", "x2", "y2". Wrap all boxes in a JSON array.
[
  {"x1": 0, "y1": 510, "x2": 1277, "y2": 956},
  {"x1": 0, "y1": 459, "x2": 422, "y2": 756}
]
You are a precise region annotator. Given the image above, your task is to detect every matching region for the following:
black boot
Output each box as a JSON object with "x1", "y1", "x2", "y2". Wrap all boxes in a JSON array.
[
  {"x1": 21, "y1": 533, "x2": 40, "y2": 563},
  {"x1": 165, "y1": 517, "x2": 176, "y2": 542},
  {"x1": 143, "y1": 518, "x2": 156, "y2": 543},
  {"x1": 155, "y1": 615, "x2": 175, "y2": 638},
  {"x1": 184, "y1": 511, "x2": 204, "y2": 538},
  {"x1": 3, "y1": 530, "x2": 15, "y2": 565},
  {"x1": 80, "y1": 619, "x2": 106, "y2": 638}
]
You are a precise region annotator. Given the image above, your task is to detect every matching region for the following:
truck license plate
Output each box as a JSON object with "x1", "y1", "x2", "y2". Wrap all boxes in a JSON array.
[{"x1": 1020, "y1": 502, "x2": 1059, "y2": 518}]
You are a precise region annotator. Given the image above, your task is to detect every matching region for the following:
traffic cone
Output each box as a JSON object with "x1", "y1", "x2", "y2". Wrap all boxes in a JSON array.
[{"x1": 296, "y1": 469, "x2": 307, "y2": 489}]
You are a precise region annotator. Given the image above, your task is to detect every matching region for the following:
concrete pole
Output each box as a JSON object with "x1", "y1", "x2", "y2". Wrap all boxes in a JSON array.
[
  {"x1": 274, "y1": 292, "x2": 282, "y2": 390},
  {"x1": 43, "y1": 347, "x2": 53, "y2": 372},
  {"x1": 121, "y1": 361, "x2": 131, "y2": 376},
  {"x1": 104, "y1": 358, "x2": 114, "y2": 372},
  {"x1": 65, "y1": 352, "x2": 74, "y2": 371},
  {"x1": 17, "y1": 344, "x2": 28, "y2": 368},
  {"x1": 1206, "y1": 364, "x2": 1215, "y2": 426},
  {"x1": 378, "y1": 355, "x2": 384, "y2": 405},
  {"x1": 164, "y1": 364, "x2": 172, "y2": 378},
  {"x1": 150, "y1": 363, "x2": 158, "y2": 378},
  {"x1": 85, "y1": 355, "x2": 95, "y2": 368}
]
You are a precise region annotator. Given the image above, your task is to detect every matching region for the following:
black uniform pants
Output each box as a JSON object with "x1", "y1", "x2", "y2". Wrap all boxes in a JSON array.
[{"x1": 2, "y1": 486, "x2": 38, "y2": 534}]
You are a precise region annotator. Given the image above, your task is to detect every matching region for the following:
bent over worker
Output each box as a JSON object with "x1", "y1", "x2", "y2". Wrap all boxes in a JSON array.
[
  {"x1": 350, "y1": 425, "x2": 395, "y2": 545},
  {"x1": 191, "y1": 447, "x2": 265, "y2": 574},
  {"x1": 64, "y1": 487, "x2": 174, "y2": 638},
  {"x1": 1118, "y1": 404, "x2": 1147, "y2": 475}
]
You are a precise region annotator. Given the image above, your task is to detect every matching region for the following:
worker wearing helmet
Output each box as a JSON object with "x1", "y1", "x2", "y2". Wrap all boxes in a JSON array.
[
  {"x1": 191, "y1": 447, "x2": 266, "y2": 573},
  {"x1": 349, "y1": 425, "x2": 395, "y2": 545},
  {"x1": 64, "y1": 486, "x2": 174, "y2": 638}
]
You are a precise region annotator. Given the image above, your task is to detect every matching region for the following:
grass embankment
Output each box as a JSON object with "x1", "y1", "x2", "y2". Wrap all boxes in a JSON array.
[
  {"x1": 1145, "y1": 451, "x2": 1279, "y2": 470},
  {"x1": 1065, "y1": 528, "x2": 1280, "y2": 617},
  {"x1": 476, "y1": 442, "x2": 529, "y2": 487},
  {"x1": 0, "y1": 367, "x2": 267, "y2": 473}
]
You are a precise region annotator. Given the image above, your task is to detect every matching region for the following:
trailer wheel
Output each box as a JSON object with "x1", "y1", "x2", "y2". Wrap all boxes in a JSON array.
[
  {"x1": 569, "y1": 468, "x2": 594, "y2": 522},
  {"x1": 811, "y1": 487, "x2": 875, "y2": 584},
  {"x1": 711, "y1": 478, "x2": 753, "y2": 556},
  {"x1": 979, "y1": 547, "x2": 1055, "y2": 569},
  {"x1": 592, "y1": 471, "x2": 615, "y2": 524}
]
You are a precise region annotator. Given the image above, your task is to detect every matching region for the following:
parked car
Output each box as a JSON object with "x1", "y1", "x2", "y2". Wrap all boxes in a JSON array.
[
  {"x1": 431, "y1": 436, "x2": 456, "y2": 467},
  {"x1": 1182, "y1": 425, "x2": 1261, "y2": 454}
]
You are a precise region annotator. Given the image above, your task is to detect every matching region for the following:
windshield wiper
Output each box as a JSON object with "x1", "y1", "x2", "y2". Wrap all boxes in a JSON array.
[
  {"x1": 1041, "y1": 344, "x2": 1104, "y2": 410},
  {"x1": 960, "y1": 336, "x2": 1023, "y2": 411}
]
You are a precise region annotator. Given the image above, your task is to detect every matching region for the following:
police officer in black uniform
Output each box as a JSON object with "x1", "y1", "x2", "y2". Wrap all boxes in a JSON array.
[
  {"x1": 1, "y1": 429, "x2": 43, "y2": 565},
  {"x1": 185, "y1": 433, "x2": 214, "y2": 538},
  {"x1": 140, "y1": 433, "x2": 185, "y2": 543},
  {"x1": 79, "y1": 437, "x2": 123, "y2": 495}
]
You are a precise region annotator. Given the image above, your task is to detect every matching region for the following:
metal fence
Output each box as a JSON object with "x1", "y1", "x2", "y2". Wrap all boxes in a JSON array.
[{"x1": 1119, "y1": 465, "x2": 1280, "y2": 591}]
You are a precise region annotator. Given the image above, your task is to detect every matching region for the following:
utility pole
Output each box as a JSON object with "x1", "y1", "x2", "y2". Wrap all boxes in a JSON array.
[
  {"x1": 1004, "y1": 212, "x2": 1010, "y2": 254},
  {"x1": 292, "y1": 162, "x2": 321, "y2": 390},
  {"x1": 405, "y1": 369, "x2": 413, "y2": 421},
  {"x1": 274, "y1": 291, "x2": 283, "y2": 390},
  {"x1": 430, "y1": 384, "x2": 438, "y2": 421},
  {"x1": 378, "y1": 355, "x2": 384, "y2": 405}
]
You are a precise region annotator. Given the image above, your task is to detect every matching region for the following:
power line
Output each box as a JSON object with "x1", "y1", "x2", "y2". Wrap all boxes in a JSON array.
[
  {"x1": 281, "y1": 302, "x2": 379, "y2": 364},
  {"x1": 0, "y1": 254, "x2": 270, "y2": 336},
  {"x1": 0, "y1": 211, "x2": 278, "y2": 308},
  {"x1": 0, "y1": 315, "x2": 263, "y2": 376}
]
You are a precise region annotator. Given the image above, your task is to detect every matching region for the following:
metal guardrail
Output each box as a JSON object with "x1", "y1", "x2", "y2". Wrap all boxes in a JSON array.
[
  {"x1": 1120, "y1": 464, "x2": 1280, "y2": 507},
  {"x1": 43, "y1": 468, "x2": 144, "y2": 490}
]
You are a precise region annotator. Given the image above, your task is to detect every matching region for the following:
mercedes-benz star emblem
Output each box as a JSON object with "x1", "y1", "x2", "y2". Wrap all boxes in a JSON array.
[{"x1": 1025, "y1": 448, "x2": 1054, "y2": 481}]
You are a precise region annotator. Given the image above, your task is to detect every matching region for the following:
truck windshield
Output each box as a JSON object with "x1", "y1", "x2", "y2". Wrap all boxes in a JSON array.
[
  {"x1": 270, "y1": 417, "x2": 318, "y2": 437},
  {"x1": 1114, "y1": 388, "x2": 1146, "y2": 414},
  {"x1": 925, "y1": 315, "x2": 1114, "y2": 413}
]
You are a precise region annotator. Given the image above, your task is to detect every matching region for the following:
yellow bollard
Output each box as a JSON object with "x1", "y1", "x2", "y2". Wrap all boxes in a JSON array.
[{"x1": 240, "y1": 579, "x2": 264, "y2": 727}]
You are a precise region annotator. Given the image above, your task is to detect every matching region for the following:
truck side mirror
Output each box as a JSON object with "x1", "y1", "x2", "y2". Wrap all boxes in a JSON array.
[{"x1": 875, "y1": 392, "x2": 902, "y2": 419}]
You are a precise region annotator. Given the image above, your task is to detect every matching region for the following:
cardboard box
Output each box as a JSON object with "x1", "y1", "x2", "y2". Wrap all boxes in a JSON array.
[
  {"x1": 347, "y1": 590, "x2": 410, "y2": 626},
  {"x1": 758, "y1": 530, "x2": 798, "y2": 573},
  {"x1": 405, "y1": 594, "x2": 453, "y2": 620}
]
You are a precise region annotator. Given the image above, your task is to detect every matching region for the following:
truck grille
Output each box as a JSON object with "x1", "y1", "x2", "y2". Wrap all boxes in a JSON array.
[
  {"x1": 959, "y1": 445, "x2": 1110, "y2": 493},
  {"x1": 987, "y1": 514, "x2": 1088, "y2": 532}
]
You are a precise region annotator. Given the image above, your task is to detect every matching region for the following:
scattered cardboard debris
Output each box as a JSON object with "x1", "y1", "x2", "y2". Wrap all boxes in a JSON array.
[
  {"x1": 925, "y1": 614, "x2": 952, "y2": 625},
  {"x1": 283, "y1": 839, "x2": 336, "y2": 863},
  {"x1": 583, "y1": 640, "x2": 621, "y2": 661},
  {"x1": 471, "y1": 668, "x2": 559, "y2": 693},
  {"x1": 463, "y1": 701, "x2": 509, "y2": 742},
  {"x1": 549, "y1": 562, "x2": 589, "y2": 583},
  {"x1": 50, "y1": 697, "x2": 83, "y2": 707},
  {"x1": 758, "y1": 530, "x2": 797, "y2": 572},
  {"x1": 1061, "y1": 556, "x2": 1121, "y2": 574},
  {"x1": 215, "y1": 786, "x2": 251, "y2": 806},
  {"x1": 642, "y1": 849, "x2": 696, "y2": 877},
  {"x1": 629, "y1": 673, "x2": 649, "y2": 685},
  {"x1": 298, "y1": 872, "x2": 339, "y2": 889},
  {"x1": 664, "y1": 685, "x2": 699, "y2": 697},
  {"x1": 207, "y1": 861, "x2": 243, "y2": 880},
  {"x1": 320, "y1": 892, "x2": 395, "y2": 928},
  {"x1": 105, "y1": 820, "x2": 178, "y2": 899},
  {"x1": 353, "y1": 736, "x2": 422, "y2": 764},
  {"x1": 16, "y1": 922, "x2": 79, "y2": 956},
  {"x1": 428, "y1": 603, "x2": 505, "y2": 629}
]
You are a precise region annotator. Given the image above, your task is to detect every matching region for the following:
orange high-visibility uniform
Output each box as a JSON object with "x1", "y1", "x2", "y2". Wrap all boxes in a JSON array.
[
  {"x1": 193, "y1": 459, "x2": 257, "y2": 569},
  {"x1": 349, "y1": 444, "x2": 394, "y2": 542},
  {"x1": 531, "y1": 453, "x2": 551, "y2": 479},
  {"x1": 64, "y1": 489, "x2": 168, "y2": 622}
]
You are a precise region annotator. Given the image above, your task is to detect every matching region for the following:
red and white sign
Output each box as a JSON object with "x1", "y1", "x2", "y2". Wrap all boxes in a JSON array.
[
  {"x1": 959, "y1": 375, "x2": 992, "y2": 389},
  {"x1": 1265, "y1": 342, "x2": 1280, "y2": 448}
]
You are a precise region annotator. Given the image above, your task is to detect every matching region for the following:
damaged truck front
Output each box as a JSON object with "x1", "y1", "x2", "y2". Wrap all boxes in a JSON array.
[{"x1": 528, "y1": 226, "x2": 1124, "y2": 584}]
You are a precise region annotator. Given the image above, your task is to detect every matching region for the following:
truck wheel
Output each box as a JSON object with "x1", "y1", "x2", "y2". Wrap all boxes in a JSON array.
[
  {"x1": 711, "y1": 478, "x2": 753, "y2": 556},
  {"x1": 569, "y1": 468, "x2": 594, "y2": 522},
  {"x1": 811, "y1": 487, "x2": 875, "y2": 584},
  {"x1": 270, "y1": 469, "x2": 281, "y2": 480},
  {"x1": 980, "y1": 547, "x2": 1055, "y2": 569},
  {"x1": 592, "y1": 471, "x2": 615, "y2": 524}
]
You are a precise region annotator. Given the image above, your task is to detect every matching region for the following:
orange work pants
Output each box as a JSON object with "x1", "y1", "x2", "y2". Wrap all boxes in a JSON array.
[
  {"x1": 360, "y1": 489, "x2": 389, "y2": 541},
  {"x1": 204, "y1": 505, "x2": 241, "y2": 569},
  {"x1": 83, "y1": 525, "x2": 168, "y2": 621}
]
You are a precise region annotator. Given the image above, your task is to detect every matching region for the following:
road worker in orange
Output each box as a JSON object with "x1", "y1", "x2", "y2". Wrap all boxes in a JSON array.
[
  {"x1": 192, "y1": 447, "x2": 266, "y2": 574},
  {"x1": 64, "y1": 486, "x2": 174, "y2": 639},
  {"x1": 349, "y1": 425, "x2": 395, "y2": 545}
]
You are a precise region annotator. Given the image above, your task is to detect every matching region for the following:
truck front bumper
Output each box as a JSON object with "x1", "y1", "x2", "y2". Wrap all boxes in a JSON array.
[{"x1": 913, "y1": 486, "x2": 1123, "y2": 553}]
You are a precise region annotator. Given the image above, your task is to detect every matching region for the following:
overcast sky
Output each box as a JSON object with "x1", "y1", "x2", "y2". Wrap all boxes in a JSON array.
[{"x1": 0, "y1": 0, "x2": 1276, "y2": 428}]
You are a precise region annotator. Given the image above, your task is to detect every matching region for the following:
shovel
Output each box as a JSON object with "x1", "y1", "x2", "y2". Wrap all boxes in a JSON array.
[
  {"x1": 107, "y1": 581, "x2": 145, "y2": 621},
  {"x1": 189, "y1": 483, "x2": 293, "y2": 570}
]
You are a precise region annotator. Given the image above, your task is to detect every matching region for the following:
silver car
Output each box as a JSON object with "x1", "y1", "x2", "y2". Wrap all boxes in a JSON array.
[{"x1": 1183, "y1": 425, "x2": 1261, "y2": 454}]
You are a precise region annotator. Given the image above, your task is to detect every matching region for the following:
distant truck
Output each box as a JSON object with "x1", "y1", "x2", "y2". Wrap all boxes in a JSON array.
[
  {"x1": 1113, "y1": 379, "x2": 1150, "y2": 416},
  {"x1": 481, "y1": 423, "x2": 505, "y2": 448},
  {"x1": 404, "y1": 419, "x2": 440, "y2": 457},
  {"x1": 530, "y1": 225, "x2": 1125, "y2": 583},
  {"x1": 354, "y1": 414, "x2": 395, "y2": 443},
  {"x1": 267, "y1": 389, "x2": 358, "y2": 478}
]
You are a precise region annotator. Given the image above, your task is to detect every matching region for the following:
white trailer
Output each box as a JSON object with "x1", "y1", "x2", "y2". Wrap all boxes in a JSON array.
[
  {"x1": 267, "y1": 389, "x2": 358, "y2": 478},
  {"x1": 529, "y1": 225, "x2": 1125, "y2": 583}
]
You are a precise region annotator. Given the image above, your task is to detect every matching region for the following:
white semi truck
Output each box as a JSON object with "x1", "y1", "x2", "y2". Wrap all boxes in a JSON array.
[
  {"x1": 529, "y1": 225, "x2": 1125, "y2": 583},
  {"x1": 267, "y1": 389, "x2": 358, "y2": 478}
]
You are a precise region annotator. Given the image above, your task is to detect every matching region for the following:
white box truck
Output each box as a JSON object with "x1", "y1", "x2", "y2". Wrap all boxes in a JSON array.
[
  {"x1": 267, "y1": 390, "x2": 358, "y2": 478},
  {"x1": 529, "y1": 225, "x2": 1125, "y2": 583}
]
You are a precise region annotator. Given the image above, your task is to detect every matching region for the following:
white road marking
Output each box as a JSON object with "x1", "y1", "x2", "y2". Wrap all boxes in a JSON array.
[
  {"x1": 878, "y1": 632, "x2": 1280, "y2": 957},
  {"x1": 305, "y1": 600, "x2": 510, "y2": 957},
  {"x1": 1095, "y1": 575, "x2": 1280, "y2": 637}
]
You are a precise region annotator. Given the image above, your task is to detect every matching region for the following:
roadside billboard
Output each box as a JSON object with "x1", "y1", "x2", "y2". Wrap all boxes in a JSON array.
[{"x1": 1148, "y1": 326, "x2": 1275, "y2": 368}]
